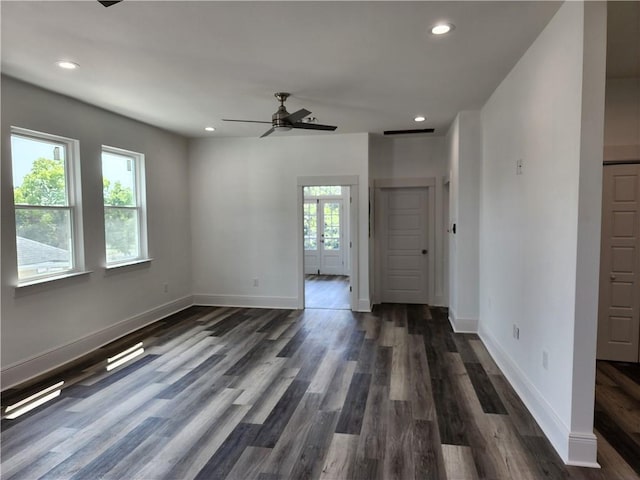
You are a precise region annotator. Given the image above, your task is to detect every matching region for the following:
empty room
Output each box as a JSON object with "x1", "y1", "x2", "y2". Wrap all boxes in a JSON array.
[{"x1": 1, "y1": 1, "x2": 639, "y2": 479}]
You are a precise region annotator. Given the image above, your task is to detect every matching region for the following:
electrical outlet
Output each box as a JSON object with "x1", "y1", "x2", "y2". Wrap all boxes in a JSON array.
[
  {"x1": 543, "y1": 350, "x2": 549, "y2": 370},
  {"x1": 516, "y1": 158, "x2": 523, "y2": 175},
  {"x1": 253, "y1": 278, "x2": 259, "y2": 287},
  {"x1": 163, "y1": 283, "x2": 169, "y2": 293}
]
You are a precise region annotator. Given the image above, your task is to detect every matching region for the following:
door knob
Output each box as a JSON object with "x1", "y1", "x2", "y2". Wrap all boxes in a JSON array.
[
  {"x1": 422, "y1": 249, "x2": 427, "y2": 255},
  {"x1": 610, "y1": 274, "x2": 616, "y2": 281}
]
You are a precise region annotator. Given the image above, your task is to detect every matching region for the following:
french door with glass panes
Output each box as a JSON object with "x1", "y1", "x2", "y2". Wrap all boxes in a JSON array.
[{"x1": 304, "y1": 199, "x2": 344, "y2": 275}]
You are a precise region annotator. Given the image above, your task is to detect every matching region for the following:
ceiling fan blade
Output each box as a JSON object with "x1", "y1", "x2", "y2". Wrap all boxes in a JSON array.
[
  {"x1": 291, "y1": 122, "x2": 337, "y2": 131},
  {"x1": 260, "y1": 127, "x2": 276, "y2": 138},
  {"x1": 98, "y1": 0, "x2": 122, "y2": 6},
  {"x1": 222, "y1": 119, "x2": 272, "y2": 124},
  {"x1": 284, "y1": 109, "x2": 311, "y2": 124}
]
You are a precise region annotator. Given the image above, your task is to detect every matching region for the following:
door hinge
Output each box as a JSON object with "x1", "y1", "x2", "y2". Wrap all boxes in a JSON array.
[
  {"x1": 350, "y1": 197, "x2": 352, "y2": 204},
  {"x1": 349, "y1": 241, "x2": 352, "y2": 248},
  {"x1": 316, "y1": 199, "x2": 319, "y2": 204},
  {"x1": 349, "y1": 286, "x2": 352, "y2": 292},
  {"x1": 317, "y1": 269, "x2": 320, "y2": 275}
]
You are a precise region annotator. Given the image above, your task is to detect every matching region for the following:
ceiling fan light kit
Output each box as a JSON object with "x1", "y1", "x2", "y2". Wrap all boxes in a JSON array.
[{"x1": 223, "y1": 92, "x2": 337, "y2": 138}]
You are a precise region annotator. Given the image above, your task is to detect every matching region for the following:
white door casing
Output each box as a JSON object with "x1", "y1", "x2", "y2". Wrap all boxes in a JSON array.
[
  {"x1": 379, "y1": 187, "x2": 429, "y2": 304},
  {"x1": 597, "y1": 163, "x2": 640, "y2": 362},
  {"x1": 296, "y1": 176, "x2": 359, "y2": 311}
]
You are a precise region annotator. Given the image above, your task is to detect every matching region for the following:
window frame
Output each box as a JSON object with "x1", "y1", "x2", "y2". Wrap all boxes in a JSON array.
[
  {"x1": 10, "y1": 127, "x2": 85, "y2": 285},
  {"x1": 101, "y1": 145, "x2": 148, "y2": 268}
]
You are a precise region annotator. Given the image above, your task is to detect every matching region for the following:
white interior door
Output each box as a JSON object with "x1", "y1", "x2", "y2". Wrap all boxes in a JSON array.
[
  {"x1": 304, "y1": 199, "x2": 344, "y2": 275},
  {"x1": 597, "y1": 164, "x2": 640, "y2": 362},
  {"x1": 380, "y1": 187, "x2": 428, "y2": 304}
]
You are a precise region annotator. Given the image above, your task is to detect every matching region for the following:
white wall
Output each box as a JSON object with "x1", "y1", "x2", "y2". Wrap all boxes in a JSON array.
[
  {"x1": 446, "y1": 112, "x2": 481, "y2": 331},
  {"x1": 1, "y1": 76, "x2": 192, "y2": 388},
  {"x1": 478, "y1": 1, "x2": 605, "y2": 466},
  {"x1": 604, "y1": 77, "x2": 640, "y2": 161},
  {"x1": 369, "y1": 134, "x2": 448, "y2": 305},
  {"x1": 189, "y1": 133, "x2": 370, "y2": 311}
]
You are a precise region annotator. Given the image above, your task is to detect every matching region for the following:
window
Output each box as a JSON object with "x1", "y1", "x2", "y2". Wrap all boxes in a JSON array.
[
  {"x1": 101, "y1": 147, "x2": 147, "y2": 266},
  {"x1": 11, "y1": 129, "x2": 82, "y2": 283},
  {"x1": 303, "y1": 185, "x2": 342, "y2": 197}
]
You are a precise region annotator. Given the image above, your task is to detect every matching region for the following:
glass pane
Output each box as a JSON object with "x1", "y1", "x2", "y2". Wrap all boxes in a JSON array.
[
  {"x1": 323, "y1": 201, "x2": 340, "y2": 250},
  {"x1": 105, "y1": 207, "x2": 140, "y2": 263},
  {"x1": 16, "y1": 207, "x2": 73, "y2": 280},
  {"x1": 11, "y1": 135, "x2": 68, "y2": 206},
  {"x1": 102, "y1": 151, "x2": 136, "y2": 207},
  {"x1": 324, "y1": 238, "x2": 340, "y2": 250},
  {"x1": 303, "y1": 185, "x2": 342, "y2": 197},
  {"x1": 303, "y1": 202, "x2": 317, "y2": 251}
]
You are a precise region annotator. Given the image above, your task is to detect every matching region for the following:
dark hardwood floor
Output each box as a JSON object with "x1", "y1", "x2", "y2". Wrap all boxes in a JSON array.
[
  {"x1": 594, "y1": 360, "x2": 640, "y2": 478},
  {"x1": 305, "y1": 275, "x2": 350, "y2": 310},
  {"x1": 1, "y1": 304, "x2": 637, "y2": 479}
]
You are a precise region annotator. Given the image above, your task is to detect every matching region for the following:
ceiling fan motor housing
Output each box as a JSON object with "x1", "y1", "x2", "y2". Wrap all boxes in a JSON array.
[{"x1": 273, "y1": 92, "x2": 292, "y2": 130}]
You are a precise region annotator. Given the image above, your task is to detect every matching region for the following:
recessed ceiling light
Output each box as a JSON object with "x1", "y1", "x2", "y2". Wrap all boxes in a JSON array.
[
  {"x1": 414, "y1": 116, "x2": 426, "y2": 122},
  {"x1": 204, "y1": 127, "x2": 215, "y2": 132},
  {"x1": 56, "y1": 60, "x2": 79, "y2": 70},
  {"x1": 431, "y1": 23, "x2": 454, "y2": 35}
]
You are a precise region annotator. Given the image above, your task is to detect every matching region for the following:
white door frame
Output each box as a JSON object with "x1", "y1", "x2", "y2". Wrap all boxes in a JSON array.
[
  {"x1": 374, "y1": 177, "x2": 436, "y2": 305},
  {"x1": 297, "y1": 176, "x2": 359, "y2": 310}
]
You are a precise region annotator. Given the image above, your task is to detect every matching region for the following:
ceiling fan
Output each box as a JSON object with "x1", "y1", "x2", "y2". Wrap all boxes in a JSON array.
[
  {"x1": 98, "y1": 0, "x2": 122, "y2": 6},
  {"x1": 223, "y1": 93, "x2": 338, "y2": 138}
]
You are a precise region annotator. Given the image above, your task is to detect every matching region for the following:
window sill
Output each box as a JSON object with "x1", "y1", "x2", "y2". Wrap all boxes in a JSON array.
[
  {"x1": 15, "y1": 270, "x2": 92, "y2": 295},
  {"x1": 105, "y1": 258, "x2": 153, "y2": 272}
]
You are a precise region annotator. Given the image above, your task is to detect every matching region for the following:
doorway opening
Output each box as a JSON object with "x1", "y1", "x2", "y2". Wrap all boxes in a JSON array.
[{"x1": 303, "y1": 185, "x2": 351, "y2": 309}]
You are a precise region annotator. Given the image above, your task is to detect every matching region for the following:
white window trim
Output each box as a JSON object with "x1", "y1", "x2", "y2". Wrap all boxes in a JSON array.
[
  {"x1": 11, "y1": 127, "x2": 86, "y2": 287},
  {"x1": 101, "y1": 145, "x2": 149, "y2": 268}
]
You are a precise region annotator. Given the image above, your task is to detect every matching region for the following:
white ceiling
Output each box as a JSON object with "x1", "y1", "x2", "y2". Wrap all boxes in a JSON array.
[{"x1": 1, "y1": 1, "x2": 571, "y2": 138}]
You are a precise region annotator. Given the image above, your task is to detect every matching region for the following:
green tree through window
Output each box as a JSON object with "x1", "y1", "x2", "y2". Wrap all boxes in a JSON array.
[
  {"x1": 14, "y1": 157, "x2": 70, "y2": 250},
  {"x1": 102, "y1": 148, "x2": 145, "y2": 265},
  {"x1": 11, "y1": 130, "x2": 79, "y2": 281},
  {"x1": 103, "y1": 178, "x2": 137, "y2": 260}
]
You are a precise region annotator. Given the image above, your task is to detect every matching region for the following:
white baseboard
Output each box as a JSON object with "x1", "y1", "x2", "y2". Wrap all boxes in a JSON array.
[
  {"x1": 567, "y1": 433, "x2": 600, "y2": 468},
  {"x1": 193, "y1": 294, "x2": 298, "y2": 310},
  {"x1": 1, "y1": 295, "x2": 194, "y2": 390},
  {"x1": 478, "y1": 325, "x2": 599, "y2": 467},
  {"x1": 448, "y1": 309, "x2": 478, "y2": 333}
]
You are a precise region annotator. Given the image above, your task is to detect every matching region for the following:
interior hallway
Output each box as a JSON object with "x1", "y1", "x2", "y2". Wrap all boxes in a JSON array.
[{"x1": 305, "y1": 274, "x2": 350, "y2": 310}]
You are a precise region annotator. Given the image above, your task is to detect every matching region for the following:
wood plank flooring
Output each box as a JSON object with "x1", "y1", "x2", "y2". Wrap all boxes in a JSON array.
[
  {"x1": 594, "y1": 361, "x2": 640, "y2": 477},
  {"x1": 1, "y1": 304, "x2": 637, "y2": 479},
  {"x1": 305, "y1": 275, "x2": 350, "y2": 310}
]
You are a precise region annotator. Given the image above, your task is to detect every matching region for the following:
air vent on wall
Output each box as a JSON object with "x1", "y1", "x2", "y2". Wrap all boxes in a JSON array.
[{"x1": 383, "y1": 128, "x2": 435, "y2": 136}]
